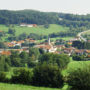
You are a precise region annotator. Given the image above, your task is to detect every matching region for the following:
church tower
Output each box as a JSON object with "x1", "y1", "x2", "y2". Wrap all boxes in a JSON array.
[{"x1": 48, "y1": 37, "x2": 51, "y2": 45}]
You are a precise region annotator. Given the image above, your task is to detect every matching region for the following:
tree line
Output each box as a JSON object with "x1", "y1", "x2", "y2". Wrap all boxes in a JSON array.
[{"x1": 0, "y1": 10, "x2": 90, "y2": 29}]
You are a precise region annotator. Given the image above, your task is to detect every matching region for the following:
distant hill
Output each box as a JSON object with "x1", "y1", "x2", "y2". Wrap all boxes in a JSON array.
[
  {"x1": 0, "y1": 9, "x2": 90, "y2": 28},
  {"x1": 0, "y1": 10, "x2": 59, "y2": 25}
]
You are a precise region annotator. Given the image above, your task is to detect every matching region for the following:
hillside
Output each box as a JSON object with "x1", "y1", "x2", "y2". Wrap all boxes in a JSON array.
[
  {"x1": 0, "y1": 10, "x2": 90, "y2": 29},
  {"x1": 0, "y1": 24, "x2": 70, "y2": 41},
  {"x1": 0, "y1": 24, "x2": 69, "y2": 35}
]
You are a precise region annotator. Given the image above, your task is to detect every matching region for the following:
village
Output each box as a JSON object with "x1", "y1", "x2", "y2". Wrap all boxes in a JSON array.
[{"x1": 0, "y1": 35, "x2": 90, "y2": 59}]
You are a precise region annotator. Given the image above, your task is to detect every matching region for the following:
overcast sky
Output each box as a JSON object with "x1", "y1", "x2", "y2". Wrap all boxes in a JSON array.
[{"x1": 0, "y1": 0, "x2": 90, "y2": 14}]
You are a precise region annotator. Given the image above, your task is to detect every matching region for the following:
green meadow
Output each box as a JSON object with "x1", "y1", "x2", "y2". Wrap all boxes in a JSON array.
[
  {"x1": 62, "y1": 60, "x2": 90, "y2": 76},
  {"x1": 0, "y1": 83, "x2": 61, "y2": 90},
  {"x1": 15, "y1": 24, "x2": 69, "y2": 36},
  {"x1": 0, "y1": 24, "x2": 69, "y2": 36},
  {"x1": 0, "y1": 24, "x2": 71, "y2": 41}
]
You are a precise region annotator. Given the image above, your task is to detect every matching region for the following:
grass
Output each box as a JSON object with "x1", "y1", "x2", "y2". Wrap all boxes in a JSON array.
[
  {"x1": 62, "y1": 60, "x2": 90, "y2": 76},
  {"x1": 37, "y1": 37, "x2": 73, "y2": 43},
  {"x1": 14, "y1": 24, "x2": 69, "y2": 36},
  {"x1": 51, "y1": 37, "x2": 73, "y2": 41},
  {"x1": 0, "y1": 25, "x2": 9, "y2": 32},
  {"x1": 0, "y1": 83, "x2": 61, "y2": 90},
  {"x1": 0, "y1": 24, "x2": 70, "y2": 42},
  {"x1": 0, "y1": 24, "x2": 69, "y2": 36}
]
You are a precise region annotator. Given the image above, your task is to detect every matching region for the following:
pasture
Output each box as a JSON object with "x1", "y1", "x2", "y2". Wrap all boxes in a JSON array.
[
  {"x1": 62, "y1": 60, "x2": 90, "y2": 76},
  {"x1": 0, "y1": 83, "x2": 61, "y2": 90},
  {"x1": 0, "y1": 24, "x2": 69, "y2": 36},
  {"x1": 0, "y1": 24, "x2": 71, "y2": 42}
]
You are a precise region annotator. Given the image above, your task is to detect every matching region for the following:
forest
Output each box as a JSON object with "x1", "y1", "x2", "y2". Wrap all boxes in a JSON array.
[{"x1": 0, "y1": 10, "x2": 90, "y2": 29}]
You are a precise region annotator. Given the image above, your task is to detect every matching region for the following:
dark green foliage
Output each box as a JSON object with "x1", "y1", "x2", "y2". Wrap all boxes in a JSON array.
[
  {"x1": 39, "y1": 53, "x2": 70, "y2": 69},
  {"x1": 58, "y1": 13, "x2": 90, "y2": 28},
  {"x1": 39, "y1": 48, "x2": 45, "y2": 54},
  {"x1": 0, "y1": 56, "x2": 10, "y2": 72},
  {"x1": 27, "y1": 60, "x2": 37, "y2": 68},
  {"x1": 19, "y1": 51, "x2": 28, "y2": 61},
  {"x1": 10, "y1": 51, "x2": 20, "y2": 59},
  {"x1": 5, "y1": 57, "x2": 11, "y2": 66},
  {"x1": 11, "y1": 68, "x2": 32, "y2": 84},
  {"x1": 0, "y1": 10, "x2": 59, "y2": 25},
  {"x1": 8, "y1": 36, "x2": 17, "y2": 41},
  {"x1": 49, "y1": 31, "x2": 77, "y2": 38},
  {"x1": 27, "y1": 57, "x2": 37, "y2": 68},
  {"x1": 0, "y1": 32, "x2": 5, "y2": 38},
  {"x1": 28, "y1": 33, "x2": 47, "y2": 40},
  {"x1": 10, "y1": 51, "x2": 22, "y2": 67},
  {"x1": 8, "y1": 28, "x2": 16, "y2": 35},
  {"x1": 67, "y1": 64, "x2": 90, "y2": 90},
  {"x1": 11, "y1": 58, "x2": 21, "y2": 67},
  {"x1": 0, "y1": 10, "x2": 90, "y2": 30},
  {"x1": 20, "y1": 51, "x2": 28, "y2": 66},
  {"x1": 4, "y1": 63, "x2": 10, "y2": 71},
  {"x1": 18, "y1": 33, "x2": 27, "y2": 40},
  {"x1": 29, "y1": 47, "x2": 40, "y2": 60},
  {"x1": 72, "y1": 54, "x2": 85, "y2": 61},
  {"x1": 0, "y1": 72, "x2": 6, "y2": 82},
  {"x1": 72, "y1": 41, "x2": 90, "y2": 49},
  {"x1": 32, "y1": 63, "x2": 64, "y2": 88}
]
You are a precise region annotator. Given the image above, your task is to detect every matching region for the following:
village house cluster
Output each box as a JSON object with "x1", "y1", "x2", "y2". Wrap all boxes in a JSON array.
[{"x1": 0, "y1": 36, "x2": 89, "y2": 60}]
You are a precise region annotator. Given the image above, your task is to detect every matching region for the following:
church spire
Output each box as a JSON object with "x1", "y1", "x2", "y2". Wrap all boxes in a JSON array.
[{"x1": 48, "y1": 37, "x2": 50, "y2": 45}]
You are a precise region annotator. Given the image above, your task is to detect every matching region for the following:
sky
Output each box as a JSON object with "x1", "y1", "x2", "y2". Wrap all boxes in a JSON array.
[{"x1": 0, "y1": 0, "x2": 90, "y2": 14}]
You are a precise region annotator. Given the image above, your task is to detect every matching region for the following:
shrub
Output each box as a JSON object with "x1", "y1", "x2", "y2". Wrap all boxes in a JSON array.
[
  {"x1": 11, "y1": 68, "x2": 32, "y2": 84},
  {"x1": 32, "y1": 63, "x2": 64, "y2": 88},
  {"x1": 39, "y1": 53, "x2": 70, "y2": 69},
  {"x1": 67, "y1": 64, "x2": 90, "y2": 90},
  {"x1": 0, "y1": 72, "x2": 6, "y2": 82}
]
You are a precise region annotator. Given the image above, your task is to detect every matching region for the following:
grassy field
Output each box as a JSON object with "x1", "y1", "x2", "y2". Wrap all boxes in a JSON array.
[
  {"x1": 37, "y1": 37, "x2": 73, "y2": 43},
  {"x1": 0, "y1": 24, "x2": 71, "y2": 42},
  {"x1": 0, "y1": 83, "x2": 61, "y2": 90},
  {"x1": 62, "y1": 60, "x2": 90, "y2": 76},
  {"x1": 0, "y1": 24, "x2": 69, "y2": 36},
  {"x1": 15, "y1": 24, "x2": 69, "y2": 36}
]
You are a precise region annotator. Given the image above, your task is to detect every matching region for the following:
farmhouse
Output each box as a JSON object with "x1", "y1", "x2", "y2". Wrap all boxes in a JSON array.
[{"x1": 20, "y1": 23, "x2": 37, "y2": 27}]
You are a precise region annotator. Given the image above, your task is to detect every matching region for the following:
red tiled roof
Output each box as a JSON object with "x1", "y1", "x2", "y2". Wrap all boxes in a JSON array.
[
  {"x1": 36, "y1": 45, "x2": 52, "y2": 50},
  {"x1": 86, "y1": 50, "x2": 90, "y2": 53},
  {"x1": 0, "y1": 51, "x2": 11, "y2": 56}
]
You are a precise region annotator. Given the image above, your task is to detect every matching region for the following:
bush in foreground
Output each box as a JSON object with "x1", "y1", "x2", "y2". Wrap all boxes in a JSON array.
[
  {"x1": 67, "y1": 64, "x2": 90, "y2": 90},
  {"x1": 0, "y1": 72, "x2": 7, "y2": 82},
  {"x1": 11, "y1": 68, "x2": 32, "y2": 84},
  {"x1": 32, "y1": 63, "x2": 64, "y2": 88}
]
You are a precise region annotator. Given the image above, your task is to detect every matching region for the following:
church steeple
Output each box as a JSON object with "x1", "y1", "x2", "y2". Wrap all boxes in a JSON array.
[{"x1": 48, "y1": 37, "x2": 50, "y2": 45}]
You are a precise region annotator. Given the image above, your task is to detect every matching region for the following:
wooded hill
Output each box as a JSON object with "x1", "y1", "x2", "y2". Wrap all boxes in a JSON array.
[{"x1": 0, "y1": 10, "x2": 90, "y2": 28}]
